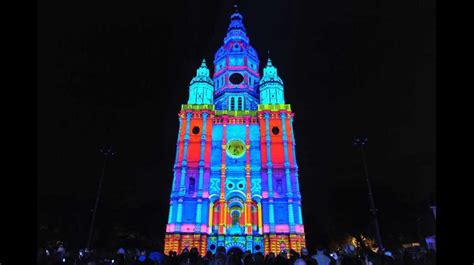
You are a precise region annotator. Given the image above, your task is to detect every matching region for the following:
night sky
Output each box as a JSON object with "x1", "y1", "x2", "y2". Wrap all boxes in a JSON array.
[{"x1": 38, "y1": 0, "x2": 435, "y2": 250}]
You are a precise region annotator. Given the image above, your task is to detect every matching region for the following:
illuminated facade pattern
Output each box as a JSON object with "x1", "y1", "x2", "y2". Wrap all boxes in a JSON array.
[{"x1": 164, "y1": 7, "x2": 306, "y2": 255}]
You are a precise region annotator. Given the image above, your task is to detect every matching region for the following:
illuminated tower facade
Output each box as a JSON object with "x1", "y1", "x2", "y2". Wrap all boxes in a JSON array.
[{"x1": 164, "y1": 7, "x2": 306, "y2": 255}]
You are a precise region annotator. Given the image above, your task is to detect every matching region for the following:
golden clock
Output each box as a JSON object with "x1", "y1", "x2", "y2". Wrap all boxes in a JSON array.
[{"x1": 226, "y1": 139, "x2": 246, "y2": 158}]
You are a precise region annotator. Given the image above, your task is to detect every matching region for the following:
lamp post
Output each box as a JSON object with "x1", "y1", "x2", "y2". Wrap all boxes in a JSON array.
[
  {"x1": 86, "y1": 145, "x2": 115, "y2": 251},
  {"x1": 352, "y1": 136, "x2": 384, "y2": 251}
]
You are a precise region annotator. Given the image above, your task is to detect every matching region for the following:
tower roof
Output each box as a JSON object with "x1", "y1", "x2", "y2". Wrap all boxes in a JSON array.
[
  {"x1": 223, "y1": 4, "x2": 249, "y2": 47},
  {"x1": 190, "y1": 59, "x2": 213, "y2": 85},
  {"x1": 215, "y1": 5, "x2": 258, "y2": 61},
  {"x1": 260, "y1": 57, "x2": 283, "y2": 85},
  {"x1": 227, "y1": 4, "x2": 246, "y2": 33}
]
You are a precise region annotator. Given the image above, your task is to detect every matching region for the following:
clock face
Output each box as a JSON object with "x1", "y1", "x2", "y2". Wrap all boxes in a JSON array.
[{"x1": 226, "y1": 139, "x2": 246, "y2": 158}]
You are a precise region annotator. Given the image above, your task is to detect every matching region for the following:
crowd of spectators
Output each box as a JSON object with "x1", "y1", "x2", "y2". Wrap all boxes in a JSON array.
[{"x1": 37, "y1": 242, "x2": 436, "y2": 265}]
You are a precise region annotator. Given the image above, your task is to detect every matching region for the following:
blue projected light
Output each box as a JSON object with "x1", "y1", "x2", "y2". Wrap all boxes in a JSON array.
[{"x1": 165, "y1": 5, "x2": 306, "y2": 255}]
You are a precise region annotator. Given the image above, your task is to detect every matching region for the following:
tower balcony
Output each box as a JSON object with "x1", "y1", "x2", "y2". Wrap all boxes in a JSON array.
[
  {"x1": 214, "y1": 110, "x2": 257, "y2": 117},
  {"x1": 181, "y1": 104, "x2": 215, "y2": 111},
  {"x1": 257, "y1": 104, "x2": 292, "y2": 112}
]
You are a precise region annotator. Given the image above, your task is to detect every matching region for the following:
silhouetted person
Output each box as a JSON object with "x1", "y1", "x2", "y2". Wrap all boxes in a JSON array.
[
  {"x1": 275, "y1": 252, "x2": 288, "y2": 265},
  {"x1": 228, "y1": 251, "x2": 243, "y2": 265},
  {"x1": 340, "y1": 245, "x2": 363, "y2": 265},
  {"x1": 189, "y1": 247, "x2": 201, "y2": 265},
  {"x1": 210, "y1": 246, "x2": 227, "y2": 265},
  {"x1": 243, "y1": 251, "x2": 254, "y2": 265},
  {"x1": 254, "y1": 252, "x2": 266, "y2": 265},
  {"x1": 37, "y1": 248, "x2": 49, "y2": 265},
  {"x1": 311, "y1": 246, "x2": 332, "y2": 265},
  {"x1": 265, "y1": 252, "x2": 276, "y2": 265},
  {"x1": 381, "y1": 251, "x2": 395, "y2": 265},
  {"x1": 300, "y1": 248, "x2": 317, "y2": 265},
  {"x1": 202, "y1": 251, "x2": 213, "y2": 265},
  {"x1": 402, "y1": 251, "x2": 415, "y2": 265},
  {"x1": 425, "y1": 249, "x2": 436, "y2": 265},
  {"x1": 165, "y1": 251, "x2": 177, "y2": 265},
  {"x1": 115, "y1": 252, "x2": 126, "y2": 265},
  {"x1": 179, "y1": 248, "x2": 190, "y2": 265},
  {"x1": 288, "y1": 249, "x2": 300, "y2": 265},
  {"x1": 294, "y1": 258, "x2": 307, "y2": 265}
]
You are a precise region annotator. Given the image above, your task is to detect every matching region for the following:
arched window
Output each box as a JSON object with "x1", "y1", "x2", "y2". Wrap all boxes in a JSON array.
[
  {"x1": 232, "y1": 211, "x2": 240, "y2": 226},
  {"x1": 189, "y1": 177, "x2": 195, "y2": 192},
  {"x1": 276, "y1": 179, "x2": 283, "y2": 193},
  {"x1": 237, "y1": 97, "x2": 243, "y2": 110},
  {"x1": 230, "y1": 97, "x2": 235, "y2": 110}
]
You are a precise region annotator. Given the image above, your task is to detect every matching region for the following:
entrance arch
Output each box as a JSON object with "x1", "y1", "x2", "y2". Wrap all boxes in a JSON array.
[{"x1": 225, "y1": 242, "x2": 245, "y2": 254}]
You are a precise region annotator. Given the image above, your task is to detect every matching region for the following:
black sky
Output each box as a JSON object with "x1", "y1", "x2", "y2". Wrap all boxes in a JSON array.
[{"x1": 38, "y1": 0, "x2": 435, "y2": 249}]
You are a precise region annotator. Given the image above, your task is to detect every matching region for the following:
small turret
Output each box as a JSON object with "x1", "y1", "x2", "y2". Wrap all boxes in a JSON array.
[
  {"x1": 188, "y1": 59, "x2": 214, "y2": 104},
  {"x1": 259, "y1": 57, "x2": 285, "y2": 104}
]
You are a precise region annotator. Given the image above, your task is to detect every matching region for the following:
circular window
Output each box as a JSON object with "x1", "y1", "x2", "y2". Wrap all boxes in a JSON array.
[
  {"x1": 238, "y1": 183, "x2": 244, "y2": 189},
  {"x1": 192, "y1": 126, "x2": 200, "y2": 134},
  {"x1": 227, "y1": 183, "x2": 234, "y2": 189},
  {"x1": 272, "y1": 126, "x2": 280, "y2": 135},
  {"x1": 210, "y1": 244, "x2": 216, "y2": 250},
  {"x1": 229, "y1": 73, "x2": 244, "y2": 85}
]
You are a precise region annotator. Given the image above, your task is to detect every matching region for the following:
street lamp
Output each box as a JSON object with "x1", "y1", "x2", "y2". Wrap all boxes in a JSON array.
[
  {"x1": 86, "y1": 145, "x2": 116, "y2": 250},
  {"x1": 352, "y1": 136, "x2": 384, "y2": 251}
]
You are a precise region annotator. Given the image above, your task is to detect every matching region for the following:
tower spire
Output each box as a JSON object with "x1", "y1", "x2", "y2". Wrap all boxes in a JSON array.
[{"x1": 227, "y1": 2, "x2": 246, "y2": 33}]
